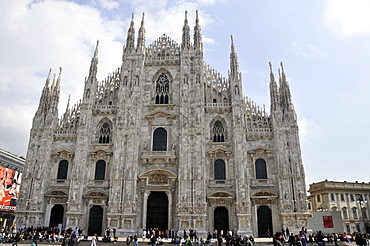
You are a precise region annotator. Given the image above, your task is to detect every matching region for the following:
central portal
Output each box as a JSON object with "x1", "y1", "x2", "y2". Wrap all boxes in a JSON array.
[
  {"x1": 214, "y1": 206, "x2": 229, "y2": 234},
  {"x1": 146, "y1": 191, "x2": 168, "y2": 231}
]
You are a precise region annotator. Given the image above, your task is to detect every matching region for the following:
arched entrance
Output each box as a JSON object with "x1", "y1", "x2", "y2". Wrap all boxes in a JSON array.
[
  {"x1": 214, "y1": 206, "x2": 229, "y2": 235},
  {"x1": 49, "y1": 204, "x2": 64, "y2": 227},
  {"x1": 257, "y1": 205, "x2": 273, "y2": 237},
  {"x1": 146, "y1": 191, "x2": 168, "y2": 231},
  {"x1": 88, "y1": 205, "x2": 103, "y2": 236}
]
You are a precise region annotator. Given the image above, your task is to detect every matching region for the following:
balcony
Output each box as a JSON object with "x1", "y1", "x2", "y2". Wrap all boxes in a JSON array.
[
  {"x1": 141, "y1": 150, "x2": 176, "y2": 164},
  {"x1": 205, "y1": 103, "x2": 231, "y2": 113},
  {"x1": 208, "y1": 179, "x2": 234, "y2": 188}
]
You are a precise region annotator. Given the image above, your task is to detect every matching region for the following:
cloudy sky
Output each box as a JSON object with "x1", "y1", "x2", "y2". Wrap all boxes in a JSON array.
[{"x1": 1, "y1": 0, "x2": 369, "y2": 188}]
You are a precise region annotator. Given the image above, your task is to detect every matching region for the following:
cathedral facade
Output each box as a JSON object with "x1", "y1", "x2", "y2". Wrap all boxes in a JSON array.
[{"x1": 16, "y1": 11, "x2": 309, "y2": 237}]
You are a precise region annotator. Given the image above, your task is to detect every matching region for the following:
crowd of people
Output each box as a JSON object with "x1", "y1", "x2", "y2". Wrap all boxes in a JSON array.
[
  {"x1": 0, "y1": 225, "x2": 88, "y2": 244},
  {"x1": 273, "y1": 227, "x2": 370, "y2": 246},
  {"x1": 2, "y1": 224, "x2": 370, "y2": 246}
]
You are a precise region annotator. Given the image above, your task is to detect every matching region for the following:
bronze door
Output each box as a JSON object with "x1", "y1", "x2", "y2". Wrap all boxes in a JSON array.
[
  {"x1": 214, "y1": 206, "x2": 229, "y2": 234},
  {"x1": 146, "y1": 191, "x2": 168, "y2": 231},
  {"x1": 88, "y1": 205, "x2": 103, "y2": 236},
  {"x1": 257, "y1": 205, "x2": 273, "y2": 237},
  {"x1": 49, "y1": 204, "x2": 64, "y2": 227}
]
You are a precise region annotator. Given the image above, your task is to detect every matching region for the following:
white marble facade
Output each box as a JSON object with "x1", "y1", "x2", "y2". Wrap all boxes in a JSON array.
[{"x1": 15, "y1": 11, "x2": 309, "y2": 237}]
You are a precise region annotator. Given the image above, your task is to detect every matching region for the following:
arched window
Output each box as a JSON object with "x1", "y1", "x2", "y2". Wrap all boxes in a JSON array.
[
  {"x1": 153, "y1": 128, "x2": 167, "y2": 151},
  {"x1": 362, "y1": 207, "x2": 368, "y2": 219},
  {"x1": 155, "y1": 74, "x2": 169, "y2": 104},
  {"x1": 94, "y1": 160, "x2": 106, "y2": 180},
  {"x1": 255, "y1": 158, "x2": 267, "y2": 179},
  {"x1": 352, "y1": 207, "x2": 358, "y2": 219},
  {"x1": 213, "y1": 121, "x2": 225, "y2": 142},
  {"x1": 342, "y1": 207, "x2": 348, "y2": 219},
  {"x1": 99, "y1": 122, "x2": 111, "y2": 143},
  {"x1": 214, "y1": 159, "x2": 226, "y2": 180},
  {"x1": 57, "y1": 160, "x2": 68, "y2": 179}
]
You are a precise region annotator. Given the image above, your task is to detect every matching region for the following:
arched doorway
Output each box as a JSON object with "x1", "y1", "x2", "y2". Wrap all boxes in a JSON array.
[
  {"x1": 257, "y1": 205, "x2": 273, "y2": 237},
  {"x1": 88, "y1": 205, "x2": 103, "y2": 236},
  {"x1": 146, "y1": 191, "x2": 168, "y2": 231},
  {"x1": 49, "y1": 204, "x2": 64, "y2": 227},
  {"x1": 214, "y1": 206, "x2": 229, "y2": 235}
]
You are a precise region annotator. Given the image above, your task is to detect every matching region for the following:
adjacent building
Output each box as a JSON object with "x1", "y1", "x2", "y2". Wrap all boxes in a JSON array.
[
  {"x1": 0, "y1": 148, "x2": 24, "y2": 229},
  {"x1": 15, "y1": 11, "x2": 309, "y2": 237},
  {"x1": 308, "y1": 180, "x2": 370, "y2": 234}
]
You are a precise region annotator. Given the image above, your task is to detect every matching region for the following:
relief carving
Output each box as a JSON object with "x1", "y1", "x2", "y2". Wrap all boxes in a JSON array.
[{"x1": 149, "y1": 174, "x2": 168, "y2": 184}]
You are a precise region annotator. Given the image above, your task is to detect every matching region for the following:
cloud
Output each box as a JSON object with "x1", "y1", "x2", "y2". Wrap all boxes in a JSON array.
[
  {"x1": 0, "y1": 0, "x2": 125, "y2": 155},
  {"x1": 291, "y1": 42, "x2": 326, "y2": 59},
  {"x1": 298, "y1": 118, "x2": 323, "y2": 143},
  {"x1": 97, "y1": 0, "x2": 119, "y2": 10},
  {"x1": 324, "y1": 0, "x2": 370, "y2": 38}
]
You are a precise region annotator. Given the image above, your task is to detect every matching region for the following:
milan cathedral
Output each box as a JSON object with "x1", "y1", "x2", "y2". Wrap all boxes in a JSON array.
[{"x1": 16, "y1": 11, "x2": 309, "y2": 237}]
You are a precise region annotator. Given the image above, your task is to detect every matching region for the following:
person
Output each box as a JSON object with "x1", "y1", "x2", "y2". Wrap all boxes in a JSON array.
[
  {"x1": 287, "y1": 233, "x2": 295, "y2": 246},
  {"x1": 317, "y1": 231, "x2": 325, "y2": 246},
  {"x1": 91, "y1": 234, "x2": 97, "y2": 246},
  {"x1": 207, "y1": 232, "x2": 213, "y2": 246},
  {"x1": 185, "y1": 236, "x2": 192, "y2": 246},
  {"x1": 244, "y1": 236, "x2": 253, "y2": 246},
  {"x1": 267, "y1": 229, "x2": 271, "y2": 238},
  {"x1": 70, "y1": 234, "x2": 78, "y2": 246},
  {"x1": 217, "y1": 234, "x2": 223, "y2": 246},
  {"x1": 333, "y1": 233, "x2": 338, "y2": 246},
  {"x1": 126, "y1": 235, "x2": 132, "y2": 246},
  {"x1": 133, "y1": 233, "x2": 138, "y2": 246},
  {"x1": 273, "y1": 232, "x2": 284, "y2": 246},
  {"x1": 33, "y1": 232, "x2": 40, "y2": 246},
  {"x1": 11, "y1": 232, "x2": 20, "y2": 246},
  {"x1": 150, "y1": 234, "x2": 156, "y2": 246},
  {"x1": 295, "y1": 235, "x2": 303, "y2": 246}
]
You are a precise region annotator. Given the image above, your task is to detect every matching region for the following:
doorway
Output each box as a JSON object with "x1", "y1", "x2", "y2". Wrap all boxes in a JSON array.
[
  {"x1": 49, "y1": 204, "x2": 64, "y2": 227},
  {"x1": 214, "y1": 206, "x2": 229, "y2": 235},
  {"x1": 257, "y1": 205, "x2": 273, "y2": 237},
  {"x1": 88, "y1": 205, "x2": 103, "y2": 236},
  {"x1": 146, "y1": 191, "x2": 168, "y2": 231}
]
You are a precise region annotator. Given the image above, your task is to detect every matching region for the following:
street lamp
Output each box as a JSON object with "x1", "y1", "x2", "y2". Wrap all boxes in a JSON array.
[{"x1": 356, "y1": 194, "x2": 368, "y2": 233}]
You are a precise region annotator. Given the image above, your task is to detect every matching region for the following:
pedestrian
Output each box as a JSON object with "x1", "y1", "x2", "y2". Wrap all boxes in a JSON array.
[
  {"x1": 70, "y1": 234, "x2": 78, "y2": 246},
  {"x1": 273, "y1": 232, "x2": 283, "y2": 246},
  {"x1": 207, "y1": 232, "x2": 213, "y2": 246},
  {"x1": 12, "y1": 232, "x2": 20, "y2": 246},
  {"x1": 217, "y1": 234, "x2": 223, "y2": 246},
  {"x1": 267, "y1": 229, "x2": 271, "y2": 238},
  {"x1": 91, "y1": 234, "x2": 97, "y2": 246}
]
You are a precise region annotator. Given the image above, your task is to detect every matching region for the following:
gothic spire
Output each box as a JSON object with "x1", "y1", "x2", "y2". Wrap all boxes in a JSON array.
[
  {"x1": 182, "y1": 11, "x2": 190, "y2": 49},
  {"x1": 51, "y1": 67, "x2": 62, "y2": 111},
  {"x1": 137, "y1": 13, "x2": 146, "y2": 52},
  {"x1": 88, "y1": 40, "x2": 99, "y2": 78},
  {"x1": 279, "y1": 62, "x2": 292, "y2": 109},
  {"x1": 193, "y1": 10, "x2": 202, "y2": 50},
  {"x1": 39, "y1": 68, "x2": 52, "y2": 108},
  {"x1": 229, "y1": 35, "x2": 240, "y2": 78},
  {"x1": 269, "y1": 62, "x2": 280, "y2": 111},
  {"x1": 125, "y1": 13, "x2": 136, "y2": 53}
]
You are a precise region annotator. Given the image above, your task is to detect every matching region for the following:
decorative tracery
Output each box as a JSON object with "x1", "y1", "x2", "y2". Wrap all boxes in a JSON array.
[
  {"x1": 155, "y1": 74, "x2": 169, "y2": 104},
  {"x1": 213, "y1": 121, "x2": 225, "y2": 142},
  {"x1": 98, "y1": 122, "x2": 111, "y2": 143}
]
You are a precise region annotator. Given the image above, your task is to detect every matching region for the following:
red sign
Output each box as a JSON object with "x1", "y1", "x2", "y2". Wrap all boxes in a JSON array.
[
  {"x1": 323, "y1": 216, "x2": 333, "y2": 228},
  {"x1": 0, "y1": 167, "x2": 22, "y2": 212}
]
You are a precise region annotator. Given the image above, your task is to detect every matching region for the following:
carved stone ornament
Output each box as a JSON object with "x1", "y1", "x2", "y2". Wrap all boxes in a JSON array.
[
  {"x1": 149, "y1": 174, "x2": 168, "y2": 184},
  {"x1": 252, "y1": 198, "x2": 276, "y2": 205}
]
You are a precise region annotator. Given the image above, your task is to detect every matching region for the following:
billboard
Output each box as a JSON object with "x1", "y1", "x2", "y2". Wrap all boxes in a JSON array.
[
  {"x1": 0, "y1": 167, "x2": 22, "y2": 212},
  {"x1": 323, "y1": 216, "x2": 334, "y2": 228}
]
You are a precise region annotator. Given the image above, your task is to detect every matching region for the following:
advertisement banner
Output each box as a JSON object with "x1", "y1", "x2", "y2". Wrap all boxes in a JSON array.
[
  {"x1": 323, "y1": 216, "x2": 333, "y2": 228},
  {"x1": 0, "y1": 167, "x2": 22, "y2": 212}
]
